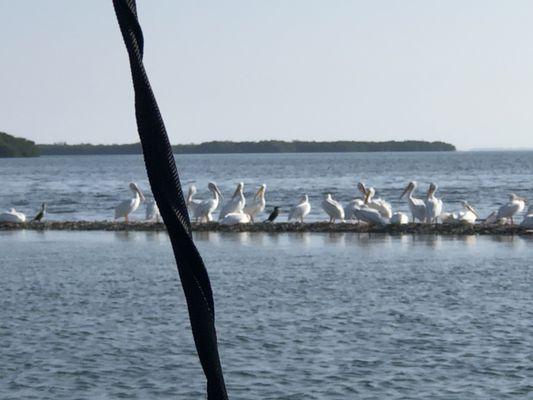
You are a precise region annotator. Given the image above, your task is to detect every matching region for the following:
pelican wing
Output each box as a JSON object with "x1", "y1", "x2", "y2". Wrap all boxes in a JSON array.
[
  {"x1": 219, "y1": 197, "x2": 245, "y2": 220},
  {"x1": 220, "y1": 212, "x2": 251, "y2": 225},
  {"x1": 353, "y1": 207, "x2": 387, "y2": 226},
  {"x1": 321, "y1": 198, "x2": 344, "y2": 220},
  {"x1": 0, "y1": 209, "x2": 26, "y2": 223},
  {"x1": 289, "y1": 202, "x2": 310, "y2": 221}
]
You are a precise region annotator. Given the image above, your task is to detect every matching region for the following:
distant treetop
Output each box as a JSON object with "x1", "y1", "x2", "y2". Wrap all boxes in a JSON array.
[
  {"x1": 37, "y1": 140, "x2": 455, "y2": 156},
  {"x1": 0, "y1": 132, "x2": 39, "y2": 157}
]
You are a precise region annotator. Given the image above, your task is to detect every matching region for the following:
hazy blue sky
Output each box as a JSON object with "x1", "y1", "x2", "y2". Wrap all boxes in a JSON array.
[{"x1": 1, "y1": 1, "x2": 533, "y2": 150}]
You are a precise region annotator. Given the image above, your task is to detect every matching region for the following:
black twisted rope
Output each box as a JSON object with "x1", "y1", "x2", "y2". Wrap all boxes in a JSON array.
[{"x1": 112, "y1": 1, "x2": 229, "y2": 399}]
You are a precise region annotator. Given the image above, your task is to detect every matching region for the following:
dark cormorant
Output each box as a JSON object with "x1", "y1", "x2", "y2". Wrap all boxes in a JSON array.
[
  {"x1": 265, "y1": 206, "x2": 280, "y2": 222},
  {"x1": 32, "y1": 203, "x2": 46, "y2": 222}
]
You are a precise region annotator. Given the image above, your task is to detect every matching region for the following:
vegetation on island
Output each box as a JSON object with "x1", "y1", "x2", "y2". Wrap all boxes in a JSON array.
[
  {"x1": 38, "y1": 140, "x2": 455, "y2": 155},
  {"x1": 0, "y1": 132, "x2": 40, "y2": 157}
]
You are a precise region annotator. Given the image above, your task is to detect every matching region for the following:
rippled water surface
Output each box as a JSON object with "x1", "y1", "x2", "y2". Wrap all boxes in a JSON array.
[
  {"x1": 1, "y1": 231, "x2": 532, "y2": 399},
  {"x1": 1, "y1": 152, "x2": 533, "y2": 221}
]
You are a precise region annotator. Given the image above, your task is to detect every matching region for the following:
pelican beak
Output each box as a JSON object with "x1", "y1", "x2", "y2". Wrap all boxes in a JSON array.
[
  {"x1": 232, "y1": 186, "x2": 240, "y2": 198},
  {"x1": 215, "y1": 185, "x2": 223, "y2": 199},
  {"x1": 400, "y1": 184, "x2": 410, "y2": 199},
  {"x1": 364, "y1": 190, "x2": 371, "y2": 205},
  {"x1": 466, "y1": 204, "x2": 480, "y2": 218}
]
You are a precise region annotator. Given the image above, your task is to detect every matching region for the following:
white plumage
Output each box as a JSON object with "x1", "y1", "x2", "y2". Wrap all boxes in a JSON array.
[
  {"x1": 244, "y1": 184, "x2": 266, "y2": 222},
  {"x1": 288, "y1": 194, "x2": 311, "y2": 223},
  {"x1": 145, "y1": 200, "x2": 161, "y2": 222},
  {"x1": 0, "y1": 208, "x2": 26, "y2": 223},
  {"x1": 191, "y1": 182, "x2": 222, "y2": 223},
  {"x1": 441, "y1": 201, "x2": 479, "y2": 225},
  {"x1": 186, "y1": 185, "x2": 202, "y2": 217},
  {"x1": 321, "y1": 193, "x2": 345, "y2": 223},
  {"x1": 352, "y1": 205, "x2": 388, "y2": 227},
  {"x1": 115, "y1": 182, "x2": 144, "y2": 222},
  {"x1": 400, "y1": 181, "x2": 427, "y2": 223},
  {"x1": 219, "y1": 182, "x2": 245, "y2": 220},
  {"x1": 344, "y1": 198, "x2": 365, "y2": 220},
  {"x1": 390, "y1": 212, "x2": 409, "y2": 225},
  {"x1": 219, "y1": 212, "x2": 251, "y2": 225},
  {"x1": 497, "y1": 193, "x2": 527, "y2": 225},
  {"x1": 359, "y1": 184, "x2": 392, "y2": 219},
  {"x1": 424, "y1": 183, "x2": 443, "y2": 223}
]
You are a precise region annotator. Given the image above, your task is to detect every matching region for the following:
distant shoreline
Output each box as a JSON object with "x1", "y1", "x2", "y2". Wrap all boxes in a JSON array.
[{"x1": 36, "y1": 140, "x2": 455, "y2": 156}]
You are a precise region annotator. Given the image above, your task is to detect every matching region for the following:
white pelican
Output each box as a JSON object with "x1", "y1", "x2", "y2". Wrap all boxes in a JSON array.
[
  {"x1": 0, "y1": 208, "x2": 27, "y2": 223},
  {"x1": 352, "y1": 206, "x2": 388, "y2": 227},
  {"x1": 496, "y1": 193, "x2": 527, "y2": 225},
  {"x1": 390, "y1": 212, "x2": 409, "y2": 225},
  {"x1": 32, "y1": 203, "x2": 47, "y2": 222},
  {"x1": 520, "y1": 206, "x2": 533, "y2": 229},
  {"x1": 400, "y1": 181, "x2": 427, "y2": 222},
  {"x1": 321, "y1": 193, "x2": 345, "y2": 223},
  {"x1": 359, "y1": 183, "x2": 392, "y2": 219},
  {"x1": 115, "y1": 182, "x2": 145, "y2": 222},
  {"x1": 244, "y1": 184, "x2": 266, "y2": 222},
  {"x1": 288, "y1": 194, "x2": 311, "y2": 223},
  {"x1": 193, "y1": 182, "x2": 223, "y2": 222},
  {"x1": 424, "y1": 183, "x2": 443, "y2": 223},
  {"x1": 219, "y1": 182, "x2": 245, "y2": 220},
  {"x1": 344, "y1": 197, "x2": 365, "y2": 220},
  {"x1": 220, "y1": 212, "x2": 251, "y2": 225},
  {"x1": 441, "y1": 201, "x2": 479, "y2": 225},
  {"x1": 186, "y1": 185, "x2": 201, "y2": 216},
  {"x1": 145, "y1": 200, "x2": 161, "y2": 222}
]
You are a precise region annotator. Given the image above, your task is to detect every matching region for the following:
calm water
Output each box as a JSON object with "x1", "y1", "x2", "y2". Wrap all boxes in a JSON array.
[
  {"x1": 1, "y1": 153, "x2": 533, "y2": 399},
  {"x1": 1, "y1": 231, "x2": 532, "y2": 399},
  {"x1": 1, "y1": 152, "x2": 533, "y2": 221}
]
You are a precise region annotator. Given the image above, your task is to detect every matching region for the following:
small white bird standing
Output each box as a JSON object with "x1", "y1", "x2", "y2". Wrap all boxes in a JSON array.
[
  {"x1": 193, "y1": 182, "x2": 223, "y2": 222},
  {"x1": 145, "y1": 200, "x2": 161, "y2": 222},
  {"x1": 288, "y1": 194, "x2": 311, "y2": 223},
  {"x1": 400, "y1": 181, "x2": 427, "y2": 223},
  {"x1": 244, "y1": 184, "x2": 267, "y2": 222},
  {"x1": 186, "y1": 185, "x2": 202, "y2": 217},
  {"x1": 219, "y1": 182, "x2": 245, "y2": 220},
  {"x1": 115, "y1": 182, "x2": 145, "y2": 222},
  {"x1": 358, "y1": 183, "x2": 393, "y2": 219},
  {"x1": 321, "y1": 193, "x2": 345, "y2": 223},
  {"x1": 519, "y1": 205, "x2": 533, "y2": 229},
  {"x1": 0, "y1": 208, "x2": 27, "y2": 223},
  {"x1": 497, "y1": 193, "x2": 527, "y2": 225},
  {"x1": 424, "y1": 183, "x2": 443, "y2": 223}
]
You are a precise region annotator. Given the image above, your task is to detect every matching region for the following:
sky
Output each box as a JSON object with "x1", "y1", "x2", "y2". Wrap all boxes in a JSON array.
[{"x1": 1, "y1": 1, "x2": 533, "y2": 150}]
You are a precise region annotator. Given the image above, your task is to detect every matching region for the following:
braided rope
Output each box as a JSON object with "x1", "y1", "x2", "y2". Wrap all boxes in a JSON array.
[{"x1": 113, "y1": 1, "x2": 229, "y2": 398}]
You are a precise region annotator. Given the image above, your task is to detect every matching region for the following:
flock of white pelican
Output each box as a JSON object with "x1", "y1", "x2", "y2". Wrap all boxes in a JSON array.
[{"x1": 1, "y1": 181, "x2": 531, "y2": 228}]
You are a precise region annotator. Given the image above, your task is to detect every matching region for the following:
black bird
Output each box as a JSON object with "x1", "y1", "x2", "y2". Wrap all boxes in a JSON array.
[
  {"x1": 264, "y1": 206, "x2": 280, "y2": 222},
  {"x1": 32, "y1": 203, "x2": 46, "y2": 222}
]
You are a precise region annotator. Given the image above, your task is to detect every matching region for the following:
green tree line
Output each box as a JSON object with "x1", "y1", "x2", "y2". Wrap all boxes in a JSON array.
[
  {"x1": 0, "y1": 132, "x2": 39, "y2": 157},
  {"x1": 37, "y1": 140, "x2": 455, "y2": 155}
]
